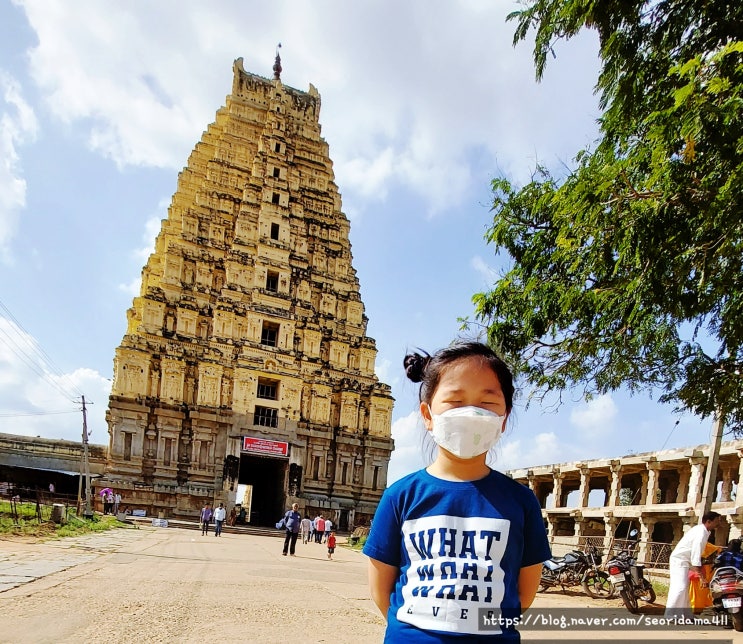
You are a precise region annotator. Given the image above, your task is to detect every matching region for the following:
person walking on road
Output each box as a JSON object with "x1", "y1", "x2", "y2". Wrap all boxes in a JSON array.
[
  {"x1": 104, "y1": 490, "x2": 114, "y2": 514},
  {"x1": 213, "y1": 503, "x2": 227, "y2": 537},
  {"x1": 200, "y1": 503, "x2": 213, "y2": 536},
  {"x1": 282, "y1": 503, "x2": 302, "y2": 556},
  {"x1": 314, "y1": 515, "x2": 325, "y2": 544},
  {"x1": 665, "y1": 511, "x2": 722, "y2": 619},
  {"x1": 301, "y1": 515, "x2": 312, "y2": 544},
  {"x1": 323, "y1": 517, "x2": 333, "y2": 543},
  {"x1": 327, "y1": 531, "x2": 337, "y2": 560}
]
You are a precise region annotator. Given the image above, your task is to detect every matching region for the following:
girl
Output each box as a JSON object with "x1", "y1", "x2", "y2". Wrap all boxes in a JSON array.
[
  {"x1": 363, "y1": 341, "x2": 550, "y2": 642},
  {"x1": 327, "y1": 531, "x2": 337, "y2": 559}
]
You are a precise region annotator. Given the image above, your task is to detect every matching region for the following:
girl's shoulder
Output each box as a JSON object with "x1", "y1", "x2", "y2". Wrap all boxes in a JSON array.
[{"x1": 384, "y1": 468, "x2": 430, "y2": 494}]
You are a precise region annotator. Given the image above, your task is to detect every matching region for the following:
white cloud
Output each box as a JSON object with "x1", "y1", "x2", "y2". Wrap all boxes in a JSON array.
[
  {"x1": 387, "y1": 411, "x2": 430, "y2": 484},
  {"x1": 117, "y1": 278, "x2": 140, "y2": 297},
  {"x1": 471, "y1": 255, "x2": 498, "y2": 284},
  {"x1": 0, "y1": 71, "x2": 37, "y2": 263},
  {"x1": 340, "y1": 147, "x2": 395, "y2": 201},
  {"x1": 20, "y1": 1, "x2": 226, "y2": 170},
  {"x1": 570, "y1": 393, "x2": 618, "y2": 438},
  {"x1": 15, "y1": 0, "x2": 601, "y2": 215},
  {"x1": 119, "y1": 206, "x2": 167, "y2": 295},
  {"x1": 497, "y1": 431, "x2": 565, "y2": 471},
  {"x1": 375, "y1": 357, "x2": 403, "y2": 393},
  {"x1": 0, "y1": 317, "x2": 111, "y2": 442},
  {"x1": 134, "y1": 214, "x2": 164, "y2": 264}
]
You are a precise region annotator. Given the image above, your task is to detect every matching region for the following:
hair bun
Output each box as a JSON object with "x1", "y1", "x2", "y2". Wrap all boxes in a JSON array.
[{"x1": 403, "y1": 351, "x2": 430, "y2": 383}]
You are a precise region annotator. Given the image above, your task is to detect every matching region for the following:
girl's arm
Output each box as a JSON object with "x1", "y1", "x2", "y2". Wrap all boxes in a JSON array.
[
  {"x1": 518, "y1": 563, "x2": 543, "y2": 610},
  {"x1": 367, "y1": 557, "x2": 398, "y2": 618}
]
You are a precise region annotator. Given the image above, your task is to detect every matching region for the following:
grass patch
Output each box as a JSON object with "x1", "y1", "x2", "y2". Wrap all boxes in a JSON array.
[
  {"x1": 651, "y1": 579, "x2": 669, "y2": 598},
  {"x1": 346, "y1": 534, "x2": 367, "y2": 551},
  {"x1": 0, "y1": 500, "x2": 136, "y2": 541}
]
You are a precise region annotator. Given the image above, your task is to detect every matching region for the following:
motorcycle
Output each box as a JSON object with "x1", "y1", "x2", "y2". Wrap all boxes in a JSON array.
[
  {"x1": 709, "y1": 566, "x2": 743, "y2": 631},
  {"x1": 605, "y1": 545, "x2": 656, "y2": 613},
  {"x1": 539, "y1": 544, "x2": 613, "y2": 599}
]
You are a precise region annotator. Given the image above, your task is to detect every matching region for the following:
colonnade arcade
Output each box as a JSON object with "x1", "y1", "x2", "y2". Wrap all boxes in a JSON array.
[{"x1": 508, "y1": 440, "x2": 743, "y2": 565}]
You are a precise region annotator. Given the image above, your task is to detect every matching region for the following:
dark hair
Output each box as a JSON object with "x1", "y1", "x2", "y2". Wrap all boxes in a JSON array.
[
  {"x1": 702, "y1": 511, "x2": 721, "y2": 524},
  {"x1": 403, "y1": 341, "x2": 514, "y2": 412}
]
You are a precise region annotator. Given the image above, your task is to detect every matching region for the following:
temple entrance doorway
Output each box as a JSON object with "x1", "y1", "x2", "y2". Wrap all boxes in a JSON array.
[{"x1": 238, "y1": 454, "x2": 286, "y2": 527}]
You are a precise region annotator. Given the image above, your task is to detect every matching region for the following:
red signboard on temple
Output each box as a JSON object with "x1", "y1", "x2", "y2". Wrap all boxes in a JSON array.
[{"x1": 242, "y1": 436, "x2": 289, "y2": 457}]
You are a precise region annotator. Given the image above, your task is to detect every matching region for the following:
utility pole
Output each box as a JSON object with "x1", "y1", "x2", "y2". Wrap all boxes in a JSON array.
[
  {"x1": 81, "y1": 396, "x2": 94, "y2": 519},
  {"x1": 699, "y1": 411, "x2": 723, "y2": 518}
]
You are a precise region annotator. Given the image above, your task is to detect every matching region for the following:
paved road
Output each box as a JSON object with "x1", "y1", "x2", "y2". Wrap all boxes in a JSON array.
[{"x1": 0, "y1": 527, "x2": 740, "y2": 643}]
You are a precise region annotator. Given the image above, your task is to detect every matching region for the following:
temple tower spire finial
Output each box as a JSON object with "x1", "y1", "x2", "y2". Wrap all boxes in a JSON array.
[{"x1": 273, "y1": 43, "x2": 282, "y2": 80}]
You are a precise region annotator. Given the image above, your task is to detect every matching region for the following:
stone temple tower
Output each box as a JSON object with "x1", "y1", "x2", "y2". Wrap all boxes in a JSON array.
[{"x1": 102, "y1": 56, "x2": 395, "y2": 529}]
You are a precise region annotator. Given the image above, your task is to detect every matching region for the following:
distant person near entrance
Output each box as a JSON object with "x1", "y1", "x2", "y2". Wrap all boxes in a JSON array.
[
  {"x1": 200, "y1": 503, "x2": 212, "y2": 536},
  {"x1": 324, "y1": 517, "x2": 333, "y2": 543},
  {"x1": 282, "y1": 503, "x2": 301, "y2": 556},
  {"x1": 213, "y1": 503, "x2": 227, "y2": 537},
  {"x1": 314, "y1": 515, "x2": 325, "y2": 543},
  {"x1": 301, "y1": 515, "x2": 312, "y2": 544}
]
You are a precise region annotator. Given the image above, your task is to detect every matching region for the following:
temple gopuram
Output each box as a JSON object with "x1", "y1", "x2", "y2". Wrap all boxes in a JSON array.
[{"x1": 100, "y1": 55, "x2": 395, "y2": 530}]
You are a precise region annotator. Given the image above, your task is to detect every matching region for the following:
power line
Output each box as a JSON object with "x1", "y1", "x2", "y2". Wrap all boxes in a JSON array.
[
  {"x1": 0, "y1": 298, "x2": 85, "y2": 402},
  {"x1": 0, "y1": 410, "x2": 79, "y2": 419},
  {"x1": 659, "y1": 419, "x2": 681, "y2": 450}
]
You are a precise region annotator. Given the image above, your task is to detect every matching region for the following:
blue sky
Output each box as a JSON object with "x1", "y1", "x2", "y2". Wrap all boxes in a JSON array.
[{"x1": 0, "y1": 0, "x2": 721, "y2": 485}]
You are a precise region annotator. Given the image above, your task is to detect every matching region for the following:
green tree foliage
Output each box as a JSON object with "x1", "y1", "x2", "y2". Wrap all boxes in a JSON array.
[{"x1": 472, "y1": 1, "x2": 743, "y2": 432}]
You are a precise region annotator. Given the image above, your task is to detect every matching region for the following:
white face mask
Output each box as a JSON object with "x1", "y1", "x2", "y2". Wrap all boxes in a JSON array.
[{"x1": 428, "y1": 405, "x2": 505, "y2": 459}]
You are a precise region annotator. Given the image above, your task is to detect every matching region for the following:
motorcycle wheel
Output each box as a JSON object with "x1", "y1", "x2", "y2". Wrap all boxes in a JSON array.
[
  {"x1": 538, "y1": 565, "x2": 553, "y2": 593},
  {"x1": 639, "y1": 580, "x2": 656, "y2": 603},
  {"x1": 582, "y1": 571, "x2": 613, "y2": 599},
  {"x1": 732, "y1": 611, "x2": 743, "y2": 632},
  {"x1": 620, "y1": 589, "x2": 639, "y2": 614}
]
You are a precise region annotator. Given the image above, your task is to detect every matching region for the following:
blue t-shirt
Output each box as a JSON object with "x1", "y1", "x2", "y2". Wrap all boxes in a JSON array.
[{"x1": 363, "y1": 468, "x2": 551, "y2": 642}]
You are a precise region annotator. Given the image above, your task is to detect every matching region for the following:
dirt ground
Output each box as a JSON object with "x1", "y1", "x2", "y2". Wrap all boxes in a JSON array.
[{"x1": 0, "y1": 526, "x2": 739, "y2": 643}]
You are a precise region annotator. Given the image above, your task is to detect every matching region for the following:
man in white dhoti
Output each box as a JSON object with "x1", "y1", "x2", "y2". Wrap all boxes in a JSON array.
[{"x1": 664, "y1": 511, "x2": 722, "y2": 619}]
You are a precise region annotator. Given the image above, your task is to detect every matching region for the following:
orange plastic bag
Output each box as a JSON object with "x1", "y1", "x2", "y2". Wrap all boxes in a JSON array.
[{"x1": 689, "y1": 566, "x2": 713, "y2": 613}]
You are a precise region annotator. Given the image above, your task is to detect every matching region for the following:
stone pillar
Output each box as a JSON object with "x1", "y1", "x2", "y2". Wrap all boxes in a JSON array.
[
  {"x1": 546, "y1": 514, "x2": 556, "y2": 541},
  {"x1": 527, "y1": 470, "x2": 536, "y2": 492},
  {"x1": 638, "y1": 517, "x2": 656, "y2": 565},
  {"x1": 671, "y1": 516, "x2": 687, "y2": 541},
  {"x1": 348, "y1": 508, "x2": 355, "y2": 532},
  {"x1": 687, "y1": 454, "x2": 706, "y2": 507},
  {"x1": 604, "y1": 513, "x2": 618, "y2": 547},
  {"x1": 729, "y1": 514, "x2": 743, "y2": 541},
  {"x1": 573, "y1": 512, "x2": 584, "y2": 539},
  {"x1": 715, "y1": 515, "x2": 731, "y2": 546},
  {"x1": 737, "y1": 449, "x2": 743, "y2": 501},
  {"x1": 639, "y1": 470, "x2": 649, "y2": 505},
  {"x1": 679, "y1": 511, "x2": 698, "y2": 539},
  {"x1": 677, "y1": 466, "x2": 691, "y2": 503},
  {"x1": 552, "y1": 468, "x2": 563, "y2": 509},
  {"x1": 609, "y1": 460, "x2": 622, "y2": 507},
  {"x1": 578, "y1": 466, "x2": 590, "y2": 508},
  {"x1": 721, "y1": 466, "x2": 735, "y2": 502},
  {"x1": 645, "y1": 459, "x2": 661, "y2": 505}
]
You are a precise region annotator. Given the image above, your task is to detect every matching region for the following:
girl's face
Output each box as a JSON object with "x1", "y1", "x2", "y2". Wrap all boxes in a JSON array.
[{"x1": 420, "y1": 356, "x2": 508, "y2": 431}]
